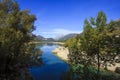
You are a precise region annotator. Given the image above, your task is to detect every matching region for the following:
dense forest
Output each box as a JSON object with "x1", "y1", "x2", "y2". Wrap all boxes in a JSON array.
[{"x1": 63, "y1": 12, "x2": 120, "y2": 80}]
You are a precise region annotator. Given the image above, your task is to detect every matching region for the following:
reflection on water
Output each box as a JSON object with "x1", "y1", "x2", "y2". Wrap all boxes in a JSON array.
[
  {"x1": 35, "y1": 43, "x2": 57, "y2": 48},
  {"x1": 29, "y1": 44, "x2": 68, "y2": 80}
]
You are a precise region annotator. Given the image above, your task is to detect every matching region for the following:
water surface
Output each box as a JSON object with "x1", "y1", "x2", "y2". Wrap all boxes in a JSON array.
[{"x1": 29, "y1": 44, "x2": 68, "y2": 80}]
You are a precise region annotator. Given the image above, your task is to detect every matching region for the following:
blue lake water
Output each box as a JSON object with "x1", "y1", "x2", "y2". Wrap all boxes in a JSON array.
[{"x1": 29, "y1": 44, "x2": 68, "y2": 80}]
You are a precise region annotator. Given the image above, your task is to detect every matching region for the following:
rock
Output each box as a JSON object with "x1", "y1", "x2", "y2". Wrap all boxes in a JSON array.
[{"x1": 115, "y1": 67, "x2": 120, "y2": 74}]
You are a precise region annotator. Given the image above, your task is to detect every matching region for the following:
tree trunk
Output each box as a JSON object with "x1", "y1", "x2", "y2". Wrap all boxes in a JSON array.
[
  {"x1": 97, "y1": 54, "x2": 100, "y2": 79},
  {"x1": 5, "y1": 56, "x2": 10, "y2": 79},
  {"x1": 97, "y1": 43, "x2": 100, "y2": 80}
]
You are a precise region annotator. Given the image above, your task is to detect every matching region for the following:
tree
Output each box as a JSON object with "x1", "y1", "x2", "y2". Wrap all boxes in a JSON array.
[
  {"x1": 64, "y1": 35, "x2": 81, "y2": 64},
  {"x1": 65, "y1": 11, "x2": 120, "y2": 80},
  {"x1": 0, "y1": 0, "x2": 41, "y2": 79},
  {"x1": 91, "y1": 11, "x2": 107, "y2": 78}
]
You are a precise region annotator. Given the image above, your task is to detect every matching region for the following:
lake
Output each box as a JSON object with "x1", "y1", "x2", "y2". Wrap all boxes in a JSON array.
[{"x1": 29, "y1": 44, "x2": 68, "y2": 80}]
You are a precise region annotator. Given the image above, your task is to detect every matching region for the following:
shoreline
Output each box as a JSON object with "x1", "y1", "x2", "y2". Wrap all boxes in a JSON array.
[
  {"x1": 29, "y1": 41, "x2": 64, "y2": 45},
  {"x1": 52, "y1": 46, "x2": 120, "y2": 72},
  {"x1": 52, "y1": 46, "x2": 69, "y2": 62}
]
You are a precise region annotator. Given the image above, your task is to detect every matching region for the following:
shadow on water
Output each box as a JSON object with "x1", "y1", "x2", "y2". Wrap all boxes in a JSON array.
[{"x1": 29, "y1": 43, "x2": 68, "y2": 80}]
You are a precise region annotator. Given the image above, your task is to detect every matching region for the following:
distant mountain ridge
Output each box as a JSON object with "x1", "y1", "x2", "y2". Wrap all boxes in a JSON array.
[
  {"x1": 32, "y1": 33, "x2": 79, "y2": 42},
  {"x1": 37, "y1": 35, "x2": 45, "y2": 40},
  {"x1": 33, "y1": 35, "x2": 55, "y2": 42},
  {"x1": 55, "y1": 33, "x2": 78, "y2": 41}
]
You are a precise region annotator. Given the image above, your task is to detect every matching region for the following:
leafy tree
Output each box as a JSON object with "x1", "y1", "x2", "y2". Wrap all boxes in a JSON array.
[
  {"x1": 0, "y1": 0, "x2": 42, "y2": 80},
  {"x1": 64, "y1": 35, "x2": 80, "y2": 64},
  {"x1": 90, "y1": 11, "x2": 107, "y2": 78},
  {"x1": 64, "y1": 11, "x2": 120, "y2": 80},
  {"x1": 90, "y1": 12, "x2": 120, "y2": 77}
]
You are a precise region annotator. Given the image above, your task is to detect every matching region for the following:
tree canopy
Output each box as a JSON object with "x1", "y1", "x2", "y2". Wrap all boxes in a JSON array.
[
  {"x1": 64, "y1": 11, "x2": 120, "y2": 80},
  {"x1": 0, "y1": 0, "x2": 42, "y2": 80}
]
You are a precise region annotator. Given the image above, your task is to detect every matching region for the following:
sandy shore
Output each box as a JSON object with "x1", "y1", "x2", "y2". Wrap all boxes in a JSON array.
[
  {"x1": 52, "y1": 46, "x2": 69, "y2": 61},
  {"x1": 107, "y1": 63, "x2": 120, "y2": 71},
  {"x1": 52, "y1": 46, "x2": 120, "y2": 72}
]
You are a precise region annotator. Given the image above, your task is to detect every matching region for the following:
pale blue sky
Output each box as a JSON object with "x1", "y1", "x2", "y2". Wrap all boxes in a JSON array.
[{"x1": 17, "y1": 0, "x2": 120, "y2": 38}]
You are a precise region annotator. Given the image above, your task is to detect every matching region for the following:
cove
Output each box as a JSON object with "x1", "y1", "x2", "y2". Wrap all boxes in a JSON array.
[{"x1": 29, "y1": 44, "x2": 68, "y2": 80}]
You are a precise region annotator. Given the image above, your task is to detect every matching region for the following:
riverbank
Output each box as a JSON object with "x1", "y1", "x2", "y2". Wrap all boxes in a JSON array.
[
  {"x1": 29, "y1": 41, "x2": 64, "y2": 45},
  {"x1": 52, "y1": 46, "x2": 69, "y2": 61},
  {"x1": 52, "y1": 46, "x2": 120, "y2": 72}
]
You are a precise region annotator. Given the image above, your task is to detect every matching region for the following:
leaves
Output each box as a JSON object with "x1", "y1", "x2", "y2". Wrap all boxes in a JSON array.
[
  {"x1": 0, "y1": 0, "x2": 40, "y2": 80},
  {"x1": 64, "y1": 11, "x2": 120, "y2": 80}
]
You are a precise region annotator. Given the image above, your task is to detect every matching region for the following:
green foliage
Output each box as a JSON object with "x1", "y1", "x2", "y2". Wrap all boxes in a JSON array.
[
  {"x1": 64, "y1": 11, "x2": 120, "y2": 80},
  {"x1": 64, "y1": 35, "x2": 81, "y2": 64},
  {"x1": 61, "y1": 64, "x2": 120, "y2": 80},
  {"x1": 0, "y1": 0, "x2": 42, "y2": 80}
]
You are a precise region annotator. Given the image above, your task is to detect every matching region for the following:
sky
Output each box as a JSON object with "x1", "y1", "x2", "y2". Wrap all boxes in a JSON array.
[{"x1": 16, "y1": 0, "x2": 120, "y2": 38}]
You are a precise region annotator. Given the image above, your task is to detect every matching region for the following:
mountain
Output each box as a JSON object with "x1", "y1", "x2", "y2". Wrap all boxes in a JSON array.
[
  {"x1": 37, "y1": 35, "x2": 45, "y2": 40},
  {"x1": 55, "y1": 33, "x2": 78, "y2": 41},
  {"x1": 33, "y1": 35, "x2": 45, "y2": 41},
  {"x1": 33, "y1": 33, "x2": 79, "y2": 42},
  {"x1": 42, "y1": 38, "x2": 55, "y2": 42},
  {"x1": 33, "y1": 35, "x2": 55, "y2": 42},
  {"x1": 54, "y1": 34, "x2": 66, "y2": 41}
]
